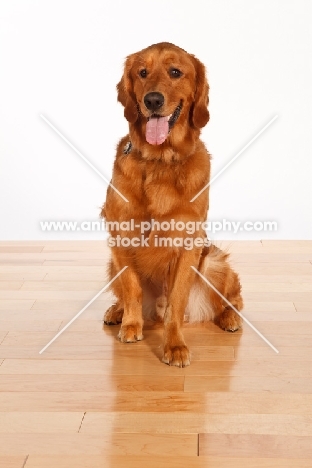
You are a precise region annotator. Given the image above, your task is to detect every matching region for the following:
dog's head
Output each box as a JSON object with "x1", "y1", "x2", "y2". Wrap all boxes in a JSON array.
[{"x1": 117, "y1": 42, "x2": 209, "y2": 147}]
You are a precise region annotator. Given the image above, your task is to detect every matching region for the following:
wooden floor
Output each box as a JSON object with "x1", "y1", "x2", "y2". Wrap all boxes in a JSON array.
[{"x1": 0, "y1": 240, "x2": 311, "y2": 467}]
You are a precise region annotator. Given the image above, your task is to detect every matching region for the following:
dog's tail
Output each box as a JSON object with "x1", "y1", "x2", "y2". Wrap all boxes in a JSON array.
[{"x1": 185, "y1": 245, "x2": 243, "y2": 323}]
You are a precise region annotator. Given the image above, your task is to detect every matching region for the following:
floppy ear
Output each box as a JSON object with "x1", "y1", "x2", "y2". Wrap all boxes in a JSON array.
[
  {"x1": 191, "y1": 56, "x2": 210, "y2": 128},
  {"x1": 116, "y1": 55, "x2": 138, "y2": 123}
]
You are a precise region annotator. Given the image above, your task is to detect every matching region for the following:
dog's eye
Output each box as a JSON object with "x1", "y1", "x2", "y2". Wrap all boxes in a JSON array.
[
  {"x1": 139, "y1": 69, "x2": 147, "y2": 78},
  {"x1": 170, "y1": 68, "x2": 182, "y2": 78}
]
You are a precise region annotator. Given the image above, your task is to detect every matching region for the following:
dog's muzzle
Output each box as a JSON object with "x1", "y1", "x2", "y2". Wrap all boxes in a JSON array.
[{"x1": 144, "y1": 100, "x2": 183, "y2": 146}]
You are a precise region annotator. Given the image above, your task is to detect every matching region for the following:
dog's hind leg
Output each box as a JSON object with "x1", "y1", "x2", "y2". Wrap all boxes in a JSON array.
[
  {"x1": 197, "y1": 245, "x2": 243, "y2": 331},
  {"x1": 104, "y1": 302, "x2": 124, "y2": 325}
]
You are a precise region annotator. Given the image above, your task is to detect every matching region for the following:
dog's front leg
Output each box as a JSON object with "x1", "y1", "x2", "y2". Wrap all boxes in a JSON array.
[
  {"x1": 162, "y1": 249, "x2": 200, "y2": 367},
  {"x1": 115, "y1": 262, "x2": 143, "y2": 343}
]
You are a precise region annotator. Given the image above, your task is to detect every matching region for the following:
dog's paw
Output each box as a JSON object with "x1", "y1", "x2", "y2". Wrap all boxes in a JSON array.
[
  {"x1": 219, "y1": 308, "x2": 242, "y2": 332},
  {"x1": 104, "y1": 304, "x2": 124, "y2": 325},
  {"x1": 118, "y1": 322, "x2": 143, "y2": 343},
  {"x1": 162, "y1": 344, "x2": 191, "y2": 367}
]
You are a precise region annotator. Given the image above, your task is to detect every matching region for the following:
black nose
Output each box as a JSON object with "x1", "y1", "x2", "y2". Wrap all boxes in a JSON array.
[{"x1": 144, "y1": 92, "x2": 164, "y2": 112}]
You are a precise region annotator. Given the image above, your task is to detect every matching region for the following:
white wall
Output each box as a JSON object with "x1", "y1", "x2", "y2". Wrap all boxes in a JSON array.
[{"x1": 0, "y1": 0, "x2": 311, "y2": 240}]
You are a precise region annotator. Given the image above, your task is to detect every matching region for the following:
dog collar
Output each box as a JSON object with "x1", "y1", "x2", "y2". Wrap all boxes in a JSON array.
[{"x1": 123, "y1": 141, "x2": 132, "y2": 154}]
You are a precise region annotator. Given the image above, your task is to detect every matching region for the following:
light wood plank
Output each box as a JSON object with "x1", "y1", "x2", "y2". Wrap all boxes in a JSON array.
[
  {"x1": 29, "y1": 299, "x2": 110, "y2": 312},
  {"x1": 294, "y1": 302, "x2": 312, "y2": 312},
  {"x1": 0, "y1": 433, "x2": 197, "y2": 456},
  {"x1": 0, "y1": 267, "x2": 46, "y2": 281},
  {"x1": 199, "y1": 433, "x2": 312, "y2": 458},
  {"x1": 0, "y1": 291, "x2": 110, "y2": 300},
  {"x1": 247, "y1": 321, "x2": 312, "y2": 333},
  {"x1": 0, "y1": 260, "x2": 43, "y2": 265},
  {"x1": 184, "y1": 375, "x2": 312, "y2": 393},
  {"x1": 232, "y1": 253, "x2": 312, "y2": 263},
  {"x1": 0, "y1": 252, "x2": 108, "y2": 260},
  {"x1": 0, "y1": 300, "x2": 35, "y2": 311},
  {"x1": 42, "y1": 241, "x2": 107, "y2": 252},
  {"x1": 0, "y1": 266, "x2": 107, "y2": 281},
  {"x1": 243, "y1": 282, "x2": 312, "y2": 292},
  {"x1": 261, "y1": 240, "x2": 312, "y2": 252},
  {"x1": 0, "y1": 308, "x2": 108, "y2": 321},
  {"x1": 234, "y1": 346, "x2": 312, "y2": 361},
  {"x1": 242, "y1": 291, "x2": 312, "y2": 301},
  {"x1": 0, "y1": 392, "x2": 311, "y2": 414},
  {"x1": 0, "y1": 456, "x2": 27, "y2": 468},
  {"x1": 2, "y1": 327, "x2": 311, "y2": 348},
  {"x1": 20, "y1": 280, "x2": 106, "y2": 291},
  {"x1": 0, "y1": 241, "x2": 47, "y2": 246},
  {"x1": 43, "y1": 259, "x2": 107, "y2": 266},
  {"x1": 0, "y1": 375, "x2": 184, "y2": 392},
  {"x1": 1, "y1": 357, "x2": 311, "y2": 378},
  {"x1": 24, "y1": 456, "x2": 312, "y2": 468},
  {"x1": 0, "y1": 246, "x2": 44, "y2": 253},
  {"x1": 239, "y1": 309, "x2": 312, "y2": 322},
  {"x1": 241, "y1": 274, "x2": 312, "y2": 283},
  {"x1": 235, "y1": 263, "x2": 312, "y2": 274},
  {"x1": 43, "y1": 266, "x2": 106, "y2": 281},
  {"x1": 0, "y1": 412, "x2": 83, "y2": 433},
  {"x1": 0, "y1": 241, "x2": 105, "y2": 250},
  {"x1": 0, "y1": 282, "x2": 23, "y2": 290},
  {"x1": 243, "y1": 301, "x2": 296, "y2": 313},
  {"x1": 0, "y1": 321, "x2": 62, "y2": 332},
  {"x1": 243, "y1": 301, "x2": 295, "y2": 312},
  {"x1": 79, "y1": 412, "x2": 312, "y2": 436},
  {"x1": 203, "y1": 300, "x2": 311, "y2": 322}
]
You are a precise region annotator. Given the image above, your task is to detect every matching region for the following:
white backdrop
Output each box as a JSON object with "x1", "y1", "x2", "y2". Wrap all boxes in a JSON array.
[{"x1": 0, "y1": 0, "x2": 311, "y2": 240}]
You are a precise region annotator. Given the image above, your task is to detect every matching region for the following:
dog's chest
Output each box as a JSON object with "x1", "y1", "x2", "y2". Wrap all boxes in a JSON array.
[
  {"x1": 115, "y1": 148, "x2": 208, "y2": 222},
  {"x1": 140, "y1": 161, "x2": 188, "y2": 217}
]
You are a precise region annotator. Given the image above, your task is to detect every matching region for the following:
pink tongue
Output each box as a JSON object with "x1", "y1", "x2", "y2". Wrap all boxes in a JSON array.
[{"x1": 146, "y1": 117, "x2": 169, "y2": 145}]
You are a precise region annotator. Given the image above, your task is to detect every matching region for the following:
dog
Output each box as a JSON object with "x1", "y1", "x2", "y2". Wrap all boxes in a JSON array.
[{"x1": 101, "y1": 42, "x2": 243, "y2": 367}]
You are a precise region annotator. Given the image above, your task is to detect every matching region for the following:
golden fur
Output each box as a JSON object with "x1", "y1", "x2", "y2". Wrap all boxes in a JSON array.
[{"x1": 101, "y1": 42, "x2": 243, "y2": 367}]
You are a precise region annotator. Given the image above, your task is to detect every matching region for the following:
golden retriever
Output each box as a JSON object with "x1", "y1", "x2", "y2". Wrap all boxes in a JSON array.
[{"x1": 101, "y1": 42, "x2": 243, "y2": 367}]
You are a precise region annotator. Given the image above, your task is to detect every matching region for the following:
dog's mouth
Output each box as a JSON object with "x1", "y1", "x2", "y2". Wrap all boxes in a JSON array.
[{"x1": 145, "y1": 102, "x2": 182, "y2": 146}]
